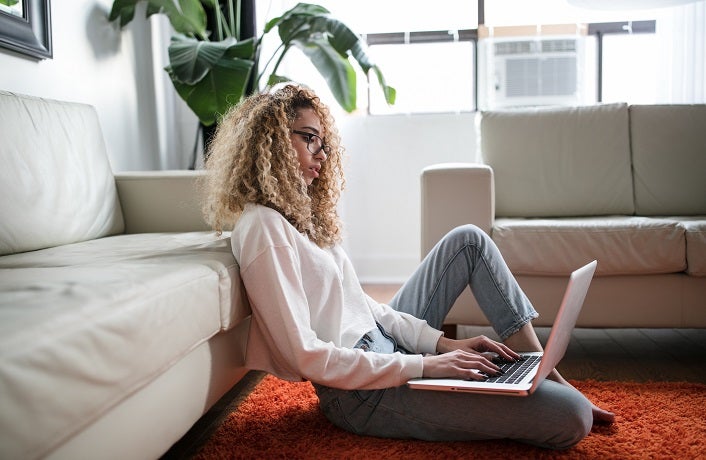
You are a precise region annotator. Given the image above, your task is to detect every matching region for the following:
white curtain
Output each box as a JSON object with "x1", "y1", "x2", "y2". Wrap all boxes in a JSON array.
[{"x1": 657, "y1": 0, "x2": 706, "y2": 102}]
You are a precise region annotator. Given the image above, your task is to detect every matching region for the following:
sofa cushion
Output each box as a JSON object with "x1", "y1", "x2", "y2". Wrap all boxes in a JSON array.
[
  {"x1": 0, "y1": 92, "x2": 124, "y2": 256},
  {"x1": 0, "y1": 232, "x2": 248, "y2": 459},
  {"x1": 492, "y1": 216, "x2": 686, "y2": 276},
  {"x1": 480, "y1": 103, "x2": 634, "y2": 218},
  {"x1": 630, "y1": 105, "x2": 706, "y2": 216},
  {"x1": 677, "y1": 217, "x2": 706, "y2": 276}
]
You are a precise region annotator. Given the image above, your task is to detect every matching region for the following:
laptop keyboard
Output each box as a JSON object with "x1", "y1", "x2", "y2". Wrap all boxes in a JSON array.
[{"x1": 485, "y1": 355, "x2": 542, "y2": 384}]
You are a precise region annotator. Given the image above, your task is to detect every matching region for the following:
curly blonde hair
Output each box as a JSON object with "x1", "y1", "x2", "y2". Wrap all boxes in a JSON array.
[{"x1": 202, "y1": 84, "x2": 345, "y2": 247}]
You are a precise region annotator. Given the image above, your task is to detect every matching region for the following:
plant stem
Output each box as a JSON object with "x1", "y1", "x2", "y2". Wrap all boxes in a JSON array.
[
  {"x1": 213, "y1": 0, "x2": 232, "y2": 40},
  {"x1": 214, "y1": 0, "x2": 223, "y2": 40},
  {"x1": 232, "y1": 0, "x2": 240, "y2": 40},
  {"x1": 256, "y1": 18, "x2": 310, "y2": 87},
  {"x1": 256, "y1": 42, "x2": 286, "y2": 85},
  {"x1": 267, "y1": 44, "x2": 290, "y2": 81}
]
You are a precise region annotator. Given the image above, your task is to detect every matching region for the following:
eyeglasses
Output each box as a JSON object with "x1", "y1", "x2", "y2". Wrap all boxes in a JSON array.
[{"x1": 292, "y1": 130, "x2": 331, "y2": 156}]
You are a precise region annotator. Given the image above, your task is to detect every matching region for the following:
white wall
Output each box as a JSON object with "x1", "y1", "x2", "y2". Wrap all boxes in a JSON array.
[
  {"x1": 337, "y1": 112, "x2": 479, "y2": 283},
  {"x1": 0, "y1": 0, "x2": 163, "y2": 172}
]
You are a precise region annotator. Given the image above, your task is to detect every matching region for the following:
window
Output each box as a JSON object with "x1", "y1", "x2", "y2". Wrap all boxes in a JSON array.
[
  {"x1": 367, "y1": 36, "x2": 476, "y2": 114},
  {"x1": 590, "y1": 21, "x2": 659, "y2": 104},
  {"x1": 481, "y1": 0, "x2": 701, "y2": 107},
  {"x1": 256, "y1": 0, "x2": 478, "y2": 114},
  {"x1": 256, "y1": 0, "x2": 704, "y2": 114}
]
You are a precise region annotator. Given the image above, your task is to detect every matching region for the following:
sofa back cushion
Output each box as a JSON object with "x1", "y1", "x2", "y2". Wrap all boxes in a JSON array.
[
  {"x1": 480, "y1": 103, "x2": 634, "y2": 217},
  {"x1": 630, "y1": 104, "x2": 706, "y2": 216},
  {"x1": 0, "y1": 92, "x2": 124, "y2": 255}
]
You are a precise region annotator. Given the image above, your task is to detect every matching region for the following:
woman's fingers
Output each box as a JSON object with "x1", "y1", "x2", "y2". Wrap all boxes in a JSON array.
[
  {"x1": 423, "y1": 350, "x2": 502, "y2": 379},
  {"x1": 473, "y1": 336, "x2": 521, "y2": 361},
  {"x1": 449, "y1": 350, "x2": 502, "y2": 378}
]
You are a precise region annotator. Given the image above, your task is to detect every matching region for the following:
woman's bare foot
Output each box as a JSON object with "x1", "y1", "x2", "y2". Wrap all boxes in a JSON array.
[
  {"x1": 591, "y1": 403, "x2": 616, "y2": 424},
  {"x1": 549, "y1": 369, "x2": 615, "y2": 424},
  {"x1": 504, "y1": 323, "x2": 615, "y2": 424}
]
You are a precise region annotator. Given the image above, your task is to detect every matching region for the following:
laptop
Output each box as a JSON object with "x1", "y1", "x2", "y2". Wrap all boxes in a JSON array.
[{"x1": 407, "y1": 260, "x2": 597, "y2": 396}]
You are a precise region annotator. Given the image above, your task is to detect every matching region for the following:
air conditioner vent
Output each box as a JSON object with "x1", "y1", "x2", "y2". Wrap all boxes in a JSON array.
[
  {"x1": 494, "y1": 39, "x2": 578, "y2": 56},
  {"x1": 505, "y1": 56, "x2": 577, "y2": 97},
  {"x1": 494, "y1": 41, "x2": 533, "y2": 55},
  {"x1": 479, "y1": 35, "x2": 593, "y2": 109},
  {"x1": 541, "y1": 39, "x2": 577, "y2": 53}
]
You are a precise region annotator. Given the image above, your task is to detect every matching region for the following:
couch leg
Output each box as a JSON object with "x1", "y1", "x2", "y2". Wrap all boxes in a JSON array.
[{"x1": 441, "y1": 324, "x2": 457, "y2": 340}]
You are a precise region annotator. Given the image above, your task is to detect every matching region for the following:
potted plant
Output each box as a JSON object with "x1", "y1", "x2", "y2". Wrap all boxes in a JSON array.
[{"x1": 108, "y1": 0, "x2": 396, "y2": 130}]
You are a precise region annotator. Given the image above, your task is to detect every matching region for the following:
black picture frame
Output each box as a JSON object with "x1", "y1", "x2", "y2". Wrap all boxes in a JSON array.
[{"x1": 0, "y1": 0, "x2": 52, "y2": 60}]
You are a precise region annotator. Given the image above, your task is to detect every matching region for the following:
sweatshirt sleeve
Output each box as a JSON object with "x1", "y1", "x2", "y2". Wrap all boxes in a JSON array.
[
  {"x1": 239, "y1": 244, "x2": 425, "y2": 390},
  {"x1": 331, "y1": 243, "x2": 442, "y2": 355},
  {"x1": 367, "y1": 297, "x2": 443, "y2": 355}
]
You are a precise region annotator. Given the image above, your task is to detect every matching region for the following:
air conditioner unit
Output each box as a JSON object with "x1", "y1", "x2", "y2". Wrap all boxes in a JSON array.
[{"x1": 479, "y1": 36, "x2": 594, "y2": 110}]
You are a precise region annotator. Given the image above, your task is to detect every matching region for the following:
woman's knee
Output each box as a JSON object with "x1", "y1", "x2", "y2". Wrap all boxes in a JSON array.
[
  {"x1": 442, "y1": 224, "x2": 488, "y2": 248},
  {"x1": 551, "y1": 407, "x2": 592, "y2": 450}
]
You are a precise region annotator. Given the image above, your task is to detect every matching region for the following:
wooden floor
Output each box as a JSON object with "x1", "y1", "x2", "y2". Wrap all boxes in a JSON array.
[{"x1": 162, "y1": 284, "x2": 706, "y2": 459}]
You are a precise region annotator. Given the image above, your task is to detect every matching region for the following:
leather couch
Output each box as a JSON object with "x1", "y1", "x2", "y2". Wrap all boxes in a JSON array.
[
  {"x1": 421, "y1": 103, "x2": 706, "y2": 331},
  {"x1": 0, "y1": 91, "x2": 251, "y2": 459}
]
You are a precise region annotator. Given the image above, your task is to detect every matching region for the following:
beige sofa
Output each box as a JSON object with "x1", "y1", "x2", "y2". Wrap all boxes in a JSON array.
[
  {"x1": 421, "y1": 103, "x2": 706, "y2": 332},
  {"x1": 0, "y1": 92, "x2": 251, "y2": 459}
]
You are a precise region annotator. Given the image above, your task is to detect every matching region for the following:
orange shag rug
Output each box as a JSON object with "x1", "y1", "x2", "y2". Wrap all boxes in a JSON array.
[{"x1": 195, "y1": 375, "x2": 706, "y2": 459}]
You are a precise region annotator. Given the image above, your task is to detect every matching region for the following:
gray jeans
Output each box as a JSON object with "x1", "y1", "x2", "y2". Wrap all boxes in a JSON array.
[{"x1": 314, "y1": 225, "x2": 592, "y2": 449}]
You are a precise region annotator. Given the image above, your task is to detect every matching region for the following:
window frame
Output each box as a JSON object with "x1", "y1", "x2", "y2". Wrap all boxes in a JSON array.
[{"x1": 363, "y1": 19, "x2": 656, "y2": 113}]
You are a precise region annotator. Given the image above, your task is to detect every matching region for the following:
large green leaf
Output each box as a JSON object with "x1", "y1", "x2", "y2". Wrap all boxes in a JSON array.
[
  {"x1": 224, "y1": 36, "x2": 256, "y2": 59},
  {"x1": 167, "y1": 56, "x2": 254, "y2": 126},
  {"x1": 271, "y1": 4, "x2": 395, "y2": 110},
  {"x1": 109, "y1": 0, "x2": 395, "y2": 122},
  {"x1": 109, "y1": 0, "x2": 207, "y2": 38},
  {"x1": 162, "y1": 0, "x2": 207, "y2": 36},
  {"x1": 292, "y1": 37, "x2": 356, "y2": 112},
  {"x1": 349, "y1": 41, "x2": 396, "y2": 105},
  {"x1": 267, "y1": 74, "x2": 293, "y2": 87},
  {"x1": 108, "y1": 0, "x2": 140, "y2": 26},
  {"x1": 315, "y1": 17, "x2": 396, "y2": 105},
  {"x1": 263, "y1": 3, "x2": 329, "y2": 34},
  {"x1": 169, "y1": 35, "x2": 234, "y2": 84},
  {"x1": 167, "y1": 35, "x2": 255, "y2": 86}
]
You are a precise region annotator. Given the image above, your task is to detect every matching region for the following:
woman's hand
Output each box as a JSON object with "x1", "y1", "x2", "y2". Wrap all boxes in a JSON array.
[
  {"x1": 422, "y1": 349, "x2": 502, "y2": 380},
  {"x1": 437, "y1": 335, "x2": 520, "y2": 362},
  {"x1": 421, "y1": 335, "x2": 522, "y2": 380}
]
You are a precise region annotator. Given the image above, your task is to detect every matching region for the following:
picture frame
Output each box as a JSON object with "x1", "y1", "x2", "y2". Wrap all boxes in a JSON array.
[{"x1": 0, "y1": 0, "x2": 52, "y2": 59}]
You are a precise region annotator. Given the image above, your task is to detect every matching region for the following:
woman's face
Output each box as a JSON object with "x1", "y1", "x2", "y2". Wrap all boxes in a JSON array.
[{"x1": 290, "y1": 107, "x2": 328, "y2": 186}]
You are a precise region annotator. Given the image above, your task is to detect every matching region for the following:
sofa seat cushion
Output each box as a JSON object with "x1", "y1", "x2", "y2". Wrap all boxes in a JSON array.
[
  {"x1": 678, "y1": 217, "x2": 706, "y2": 276},
  {"x1": 492, "y1": 216, "x2": 686, "y2": 276},
  {"x1": 0, "y1": 232, "x2": 248, "y2": 459}
]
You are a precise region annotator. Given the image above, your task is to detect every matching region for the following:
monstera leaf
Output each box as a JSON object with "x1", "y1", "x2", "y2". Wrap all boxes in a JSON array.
[
  {"x1": 264, "y1": 3, "x2": 396, "y2": 111},
  {"x1": 109, "y1": 1, "x2": 395, "y2": 126},
  {"x1": 166, "y1": 35, "x2": 255, "y2": 125}
]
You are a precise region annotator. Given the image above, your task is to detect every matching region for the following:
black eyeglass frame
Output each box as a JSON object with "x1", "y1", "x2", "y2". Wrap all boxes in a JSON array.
[{"x1": 291, "y1": 130, "x2": 332, "y2": 155}]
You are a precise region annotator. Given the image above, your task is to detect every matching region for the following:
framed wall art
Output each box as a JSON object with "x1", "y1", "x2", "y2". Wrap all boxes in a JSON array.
[{"x1": 0, "y1": 0, "x2": 52, "y2": 59}]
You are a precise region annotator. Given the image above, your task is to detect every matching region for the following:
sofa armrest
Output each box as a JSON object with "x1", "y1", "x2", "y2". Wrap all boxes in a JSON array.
[
  {"x1": 114, "y1": 171, "x2": 211, "y2": 234},
  {"x1": 421, "y1": 163, "x2": 494, "y2": 258}
]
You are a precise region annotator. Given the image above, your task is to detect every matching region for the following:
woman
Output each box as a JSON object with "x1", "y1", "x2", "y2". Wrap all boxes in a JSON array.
[{"x1": 203, "y1": 84, "x2": 613, "y2": 449}]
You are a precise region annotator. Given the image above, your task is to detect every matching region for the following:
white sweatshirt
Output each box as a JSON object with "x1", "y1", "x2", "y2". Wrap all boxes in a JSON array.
[{"x1": 230, "y1": 204, "x2": 442, "y2": 390}]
